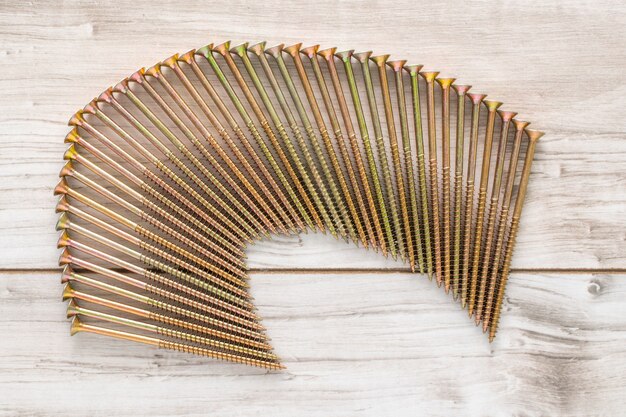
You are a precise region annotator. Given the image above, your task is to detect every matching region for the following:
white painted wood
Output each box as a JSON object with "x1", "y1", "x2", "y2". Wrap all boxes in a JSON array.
[
  {"x1": 1, "y1": 1, "x2": 625, "y2": 416},
  {"x1": 0, "y1": 271, "x2": 624, "y2": 416},
  {"x1": 0, "y1": 0, "x2": 625, "y2": 269}
]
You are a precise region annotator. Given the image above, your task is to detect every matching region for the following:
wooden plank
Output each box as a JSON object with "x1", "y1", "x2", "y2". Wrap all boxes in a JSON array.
[
  {"x1": 1, "y1": 0, "x2": 625, "y2": 269},
  {"x1": 0, "y1": 271, "x2": 624, "y2": 416}
]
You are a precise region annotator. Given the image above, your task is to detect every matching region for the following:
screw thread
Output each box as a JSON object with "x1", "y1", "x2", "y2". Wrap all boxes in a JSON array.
[
  {"x1": 489, "y1": 216, "x2": 520, "y2": 341},
  {"x1": 482, "y1": 205, "x2": 510, "y2": 331},
  {"x1": 476, "y1": 198, "x2": 499, "y2": 322}
]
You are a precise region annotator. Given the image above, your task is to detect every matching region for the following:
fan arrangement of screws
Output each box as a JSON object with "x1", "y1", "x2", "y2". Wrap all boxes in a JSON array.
[{"x1": 55, "y1": 41, "x2": 544, "y2": 370}]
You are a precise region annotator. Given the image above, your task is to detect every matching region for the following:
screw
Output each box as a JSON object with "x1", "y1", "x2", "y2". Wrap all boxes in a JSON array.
[
  {"x1": 488, "y1": 129, "x2": 544, "y2": 341},
  {"x1": 421, "y1": 70, "x2": 443, "y2": 285},
  {"x1": 436, "y1": 77, "x2": 456, "y2": 291},
  {"x1": 451, "y1": 84, "x2": 472, "y2": 298}
]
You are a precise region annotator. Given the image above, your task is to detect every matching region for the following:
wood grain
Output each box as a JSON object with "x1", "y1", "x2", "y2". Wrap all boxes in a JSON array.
[
  {"x1": 1, "y1": 271, "x2": 624, "y2": 416},
  {"x1": 1, "y1": 0, "x2": 625, "y2": 415}
]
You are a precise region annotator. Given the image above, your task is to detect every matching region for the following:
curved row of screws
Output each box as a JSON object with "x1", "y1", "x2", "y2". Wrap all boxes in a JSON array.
[{"x1": 56, "y1": 40, "x2": 544, "y2": 368}]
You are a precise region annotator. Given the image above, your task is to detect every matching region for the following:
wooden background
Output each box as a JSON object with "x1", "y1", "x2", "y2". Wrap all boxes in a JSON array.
[{"x1": 1, "y1": 0, "x2": 625, "y2": 415}]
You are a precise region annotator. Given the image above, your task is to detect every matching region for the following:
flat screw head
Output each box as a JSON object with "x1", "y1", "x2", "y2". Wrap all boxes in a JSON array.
[
  {"x1": 213, "y1": 41, "x2": 231, "y2": 55},
  {"x1": 53, "y1": 178, "x2": 69, "y2": 196},
  {"x1": 97, "y1": 88, "x2": 114, "y2": 103},
  {"x1": 498, "y1": 110, "x2": 518, "y2": 121},
  {"x1": 229, "y1": 43, "x2": 249, "y2": 57},
  {"x1": 177, "y1": 50, "x2": 196, "y2": 64},
  {"x1": 467, "y1": 93, "x2": 487, "y2": 104},
  {"x1": 334, "y1": 50, "x2": 354, "y2": 62},
  {"x1": 69, "y1": 317, "x2": 82, "y2": 336},
  {"x1": 352, "y1": 51, "x2": 372, "y2": 63},
  {"x1": 64, "y1": 128, "x2": 80, "y2": 144},
  {"x1": 513, "y1": 119, "x2": 531, "y2": 131},
  {"x1": 55, "y1": 196, "x2": 70, "y2": 213},
  {"x1": 67, "y1": 110, "x2": 85, "y2": 127},
  {"x1": 404, "y1": 64, "x2": 424, "y2": 75},
  {"x1": 247, "y1": 41, "x2": 266, "y2": 56},
  {"x1": 58, "y1": 247, "x2": 72, "y2": 266},
  {"x1": 387, "y1": 60, "x2": 407, "y2": 72},
  {"x1": 63, "y1": 144, "x2": 78, "y2": 161},
  {"x1": 161, "y1": 54, "x2": 180, "y2": 69},
  {"x1": 60, "y1": 265, "x2": 73, "y2": 283},
  {"x1": 83, "y1": 99, "x2": 99, "y2": 115},
  {"x1": 317, "y1": 47, "x2": 336, "y2": 60},
  {"x1": 436, "y1": 77, "x2": 456, "y2": 88},
  {"x1": 56, "y1": 212, "x2": 70, "y2": 231},
  {"x1": 369, "y1": 54, "x2": 390, "y2": 66},
  {"x1": 194, "y1": 44, "x2": 214, "y2": 58},
  {"x1": 112, "y1": 79, "x2": 129, "y2": 93},
  {"x1": 525, "y1": 129, "x2": 545, "y2": 142},
  {"x1": 264, "y1": 44, "x2": 285, "y2": 57},
  {"x1": 62, "y1": 283, "x2": 75, "y2": 302},
  {"x1": 56, "y1": 230, "x2": 70, "y2": 248},
  {"x1": 483, "y1": 99, "x2": 503, "y2": 111},
  {"x1": 420, "y1": 71, "x2": 440, "y2": 82},
  {"x1": 144, "y1": 65, "x2": 161, "y2": 78}
]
